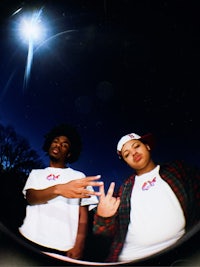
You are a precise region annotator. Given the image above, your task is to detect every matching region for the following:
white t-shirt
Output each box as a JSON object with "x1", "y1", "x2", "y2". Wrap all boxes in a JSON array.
[
  {"x1": 119, "y1": 165, "x2": 186, "y2": 261},
  {"x1": 19, "y1": 167, "x2": 99, "y2": 251}
]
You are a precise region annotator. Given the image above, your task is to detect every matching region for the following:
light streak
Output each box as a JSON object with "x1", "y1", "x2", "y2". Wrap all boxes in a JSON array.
[
  {"x1": 11, "y1": 7, "x2": 77, "y2": 93},
  {"x1": 18, "y1": 8, "x2": 44, "y2": 90},
  {"x1": 11, "y1": 8, "x2": 22, "y2": 17}
]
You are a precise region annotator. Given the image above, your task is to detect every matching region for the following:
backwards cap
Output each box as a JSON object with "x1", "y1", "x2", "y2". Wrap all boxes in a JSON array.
[{"x1": 117, "y1": 132, "x2": 155, "y2": 156}]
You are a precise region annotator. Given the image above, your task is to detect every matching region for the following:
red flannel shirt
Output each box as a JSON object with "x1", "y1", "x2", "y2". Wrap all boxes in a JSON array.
[{"x1": 93, "y1": 160, "x2": 200, "y2": 262}]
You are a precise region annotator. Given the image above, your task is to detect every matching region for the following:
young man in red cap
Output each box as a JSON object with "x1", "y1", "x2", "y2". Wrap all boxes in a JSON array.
[{"x1": 93, "y1": 132, "x2": 200, "y2": 263}]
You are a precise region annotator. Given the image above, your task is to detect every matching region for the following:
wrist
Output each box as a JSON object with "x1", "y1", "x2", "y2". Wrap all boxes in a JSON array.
[{"x1": 54, "y1": 184, "x2": 62, "y2": 196}]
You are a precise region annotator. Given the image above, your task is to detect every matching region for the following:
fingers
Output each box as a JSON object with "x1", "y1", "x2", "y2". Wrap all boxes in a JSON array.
[
  {"x1": 82, "y1": 175, "x2": 103, "y2": 187},
  {"x1": 99, "y1": 182, "x2": 115, "y2": 201},
  {"x1": 106, "y1": 182, "x2": 115, "y2": 198},
  {"x1": 73, "y1": 176, "x2": 117, "y2": 199},
  {"x1": 115, "y1": 197, "x2": 121, "y2": 209},
  {"x1": 88, "y1": 181, "x2": 104, "y2": 187},
  {"x1": 84, "y1": 175, "x2": 101, "y2": 181},
  {"x1": 81, "y1": 189, "x2": 101, "y2": 197},
  {"x1": 99, "y1": 183, "x2": 105, "y2": 199}
]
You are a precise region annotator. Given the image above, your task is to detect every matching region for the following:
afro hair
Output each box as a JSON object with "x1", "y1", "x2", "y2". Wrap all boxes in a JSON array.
[{"x1": 42, "y1": 123, "x2": 82, "y2": 163}]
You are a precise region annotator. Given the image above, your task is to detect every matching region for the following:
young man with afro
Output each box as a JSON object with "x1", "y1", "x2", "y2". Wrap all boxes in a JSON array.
[{"x1": 19, "y1": 123, "x2": 102, "y2": 260}]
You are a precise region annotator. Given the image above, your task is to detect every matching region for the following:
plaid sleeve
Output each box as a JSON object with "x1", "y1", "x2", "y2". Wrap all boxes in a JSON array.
[
  {"x1": 93, "y1": 213, "x2": 117, "y2": 236},
  {"x1": 161, "y1": 160, "x2": 200, "y2": 227},
  {"x1": 182, "y1": 161, "x2": 200, "y2": 225}
]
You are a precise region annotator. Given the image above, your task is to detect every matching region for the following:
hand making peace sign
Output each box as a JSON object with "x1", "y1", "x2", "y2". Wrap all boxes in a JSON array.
[{"x1": 97, "y1": 182, "x2": 121, "y2": 218}]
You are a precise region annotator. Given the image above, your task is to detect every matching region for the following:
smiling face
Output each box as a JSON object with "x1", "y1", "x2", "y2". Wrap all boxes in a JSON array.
[
  {"x1": 121, "y1": 139, "x2": 156, "y2": 175},
  {"x1": 48, "y1": 135, "x2": 71, "y2": 167}
]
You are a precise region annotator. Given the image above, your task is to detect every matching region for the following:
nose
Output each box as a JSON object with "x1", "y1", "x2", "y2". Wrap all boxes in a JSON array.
[
  {"x1": 131, "y1": 147, "x2": 137, "y2": 156},
  {"x1": 55, "y1": 142, "x2": 61, "y2": 148}
]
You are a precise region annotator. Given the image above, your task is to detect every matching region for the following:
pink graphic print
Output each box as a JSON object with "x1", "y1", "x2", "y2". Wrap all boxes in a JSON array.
[
  {"x1": 142, "y1": 177, "x2": 156, "y2": 191},
  {"x1": 46, "y1": 174, "x2": 60, "y2": 181}
]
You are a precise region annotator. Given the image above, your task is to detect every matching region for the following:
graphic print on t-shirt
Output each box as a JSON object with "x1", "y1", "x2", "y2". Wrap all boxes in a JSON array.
[
  {"x1": 46, "y1": 174, "x2": 60, "y2": 181},
  {"x1": 142, "y1": 177, "x2": 156, "y2": 191}
]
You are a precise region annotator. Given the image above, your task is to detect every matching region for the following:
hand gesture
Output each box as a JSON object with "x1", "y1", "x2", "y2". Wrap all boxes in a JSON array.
[
  {"x1": 26, "y1": 175, "x2": 103, "y2": 205},
  {"x1": 97, "y1": 182, "x2": 120, "y2": 217},
  {"x1": 60, "y1": 175, "x2": 103, "y2": 198}
]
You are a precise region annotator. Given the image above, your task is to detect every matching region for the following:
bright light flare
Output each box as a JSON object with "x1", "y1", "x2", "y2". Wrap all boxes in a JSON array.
[
  {"x1": 10, "y1": 7, "x2": 75, "y2": 92},
  {"x1": 19, "y1": 9, "x2": 45, "y2": 45},
  {"x1": 15, "y1": 8, "x2": 47, "y2": 90},
  {"x1": 20, "y1": 18, "x2": 42, "y2": 42}
]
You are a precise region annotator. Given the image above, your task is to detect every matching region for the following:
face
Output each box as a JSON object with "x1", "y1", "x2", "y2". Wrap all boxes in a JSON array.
[
  {"x1": 48, "y1": 135, "x2": 71, "y2": 164},
  {"x1": 121, "y1": 139, "x2": 152, "y2": 174}
]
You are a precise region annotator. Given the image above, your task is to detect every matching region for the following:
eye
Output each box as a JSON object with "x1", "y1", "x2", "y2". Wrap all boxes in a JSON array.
[
  {"x1": 133, "y1": 143, "x2": 140, "y2": 149},
  {"x1": 61, "y1": 142, "x2": 70, "y2": 148},
  {"x1": 124, "y1": 152, "x2": 129, "y2": 158}
]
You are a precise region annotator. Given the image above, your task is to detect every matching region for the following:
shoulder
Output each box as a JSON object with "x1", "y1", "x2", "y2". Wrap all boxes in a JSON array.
[
  {"x1": 160, "y1": 160, "x2": 199, "y2": 171},
  {"x1": 159, "y1": 160, "x2": 200, "y2": 181},
  {"x1": 65, "y1": 167, "x2": 86, "y2": 178},
  {"x1": 124, "y1": 173, "x2": 136, "y2": 184},
  {"x1": 117, "y1": 173, "x2": 136, "y2": 195},
  {"x1": 29, "y1": 168, "x2": 49, "y2": 176}
]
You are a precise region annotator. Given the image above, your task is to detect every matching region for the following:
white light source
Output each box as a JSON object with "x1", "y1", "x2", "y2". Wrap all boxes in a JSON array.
[
  {"x1": 21, "y1": 18, "x2": 41, "y2": 41},
  {"x1": 14, "y1": 8, "x2": 47, "y2": 90},
  {"x1": 18, "y1": 9, "x2": 45, "y2": 45}
]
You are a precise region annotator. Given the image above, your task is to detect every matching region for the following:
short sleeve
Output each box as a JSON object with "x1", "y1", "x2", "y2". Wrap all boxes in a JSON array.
[
  {"x1": 81, "y1": 185, "x2": 99, "y2": 210},
  {"x1": 22, "y1": 170, "x2": 39, "y2": 196}
]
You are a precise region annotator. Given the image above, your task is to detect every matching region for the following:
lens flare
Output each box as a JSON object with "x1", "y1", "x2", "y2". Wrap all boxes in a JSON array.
[{"x1": 18, "y1": 8, "x2": 45, "y2": 90}]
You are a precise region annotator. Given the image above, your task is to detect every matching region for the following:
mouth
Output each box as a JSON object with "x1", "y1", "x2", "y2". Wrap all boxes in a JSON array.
[
  {"x1": 134, "y1": 154, "x2": 142, "y2": 162},
  {"x1": 51, "y1": 148, "x2": 59, "y2": 154}
]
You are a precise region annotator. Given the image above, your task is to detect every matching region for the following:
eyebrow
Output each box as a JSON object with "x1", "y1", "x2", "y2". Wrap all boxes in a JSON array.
[
  {"x1": 122, "y1": 141, "x2": 138, "y2": 154},
  {"x1": 53, "y1": 137, "x2": 69, "y2": 143}
]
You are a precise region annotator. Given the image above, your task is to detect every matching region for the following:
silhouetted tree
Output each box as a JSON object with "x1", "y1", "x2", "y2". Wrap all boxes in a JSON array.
[
  {"x1": 0, "y1": 123, "x2": 45, "y2": 232},
  {"x1": 0, "y1": 124, "x2": 44, "y2": 175}
]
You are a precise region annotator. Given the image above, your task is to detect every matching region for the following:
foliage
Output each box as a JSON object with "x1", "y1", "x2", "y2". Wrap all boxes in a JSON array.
[
  {"x1": 0, "y1": 123, "x2": 44, "y2": 175},
  {"x1": 0, "y1": 123, "x2": 45, "y2": 231}
]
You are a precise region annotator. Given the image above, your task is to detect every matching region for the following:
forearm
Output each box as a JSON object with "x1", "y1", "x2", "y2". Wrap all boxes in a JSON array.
[
  {"x1": 73, "y1": 207, "x2": 88, "y2": 249},
  {"x1": 93, "y1": 213, "x2": 117, "y2": 236},
  {"x1": 26, "y1": 185, "x2": 61, "y2": 205},
  {"x1": 25, "y1": 175, "x2": 103, "y2": 205},
  {"x1": 66, "y1": 207, "x2": 88, "y2": 260},
  {"x1": 73, "y1": 222, "x2": 88, "y2": 250}
]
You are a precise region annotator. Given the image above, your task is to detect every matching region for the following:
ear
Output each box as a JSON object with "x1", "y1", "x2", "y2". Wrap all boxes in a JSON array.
[
  {"x1": 66, "y1": 152, "x2": 71, "y2": 158},
  {"x1": 146, "y1": 144, "x2": 151, "y2": 151}
]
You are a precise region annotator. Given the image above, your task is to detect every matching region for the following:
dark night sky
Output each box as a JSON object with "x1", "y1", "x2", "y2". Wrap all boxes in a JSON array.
[{"x1": 0, "y1": 0, "x2": 200, "y2": 191}]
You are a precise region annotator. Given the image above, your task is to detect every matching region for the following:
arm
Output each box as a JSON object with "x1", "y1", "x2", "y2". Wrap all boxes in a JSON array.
[
  {"x1": 66, "y1": 206, "x2": 88, "y2": 260},
  {"x1": 93, "y1": 212, "x2": 117, "y2": 237},
  {"x1": 26, "y1": 175, "x2": 103, "y2": 205}
]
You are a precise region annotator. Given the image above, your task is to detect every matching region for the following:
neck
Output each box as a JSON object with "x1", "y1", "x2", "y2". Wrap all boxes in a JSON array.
[
  {"x1": 49, "y1": 161, "x2": 66, "y2": 168},
  {"x1": 136, "y1": 160, "x2": 157, "y2": 176}
]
